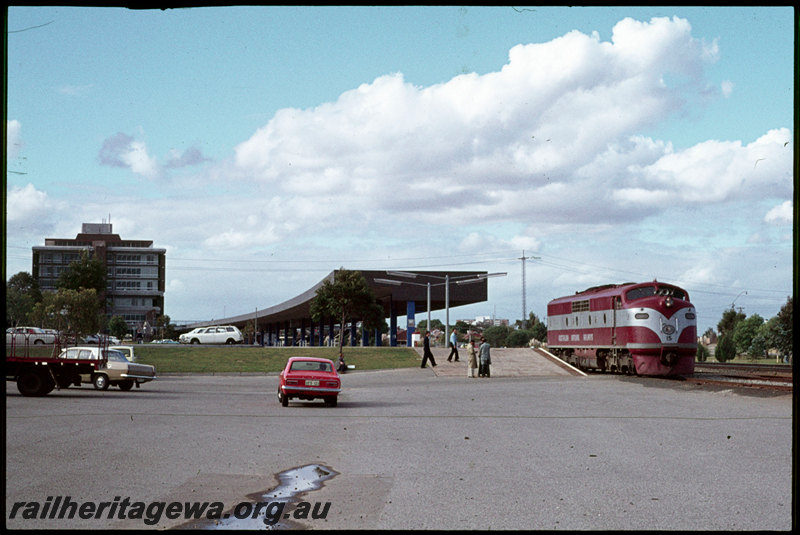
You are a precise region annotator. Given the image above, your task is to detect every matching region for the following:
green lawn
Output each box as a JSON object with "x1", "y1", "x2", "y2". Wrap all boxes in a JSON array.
[{"x1": 131, "y1": 345, "x2": 421, "y2": 373}]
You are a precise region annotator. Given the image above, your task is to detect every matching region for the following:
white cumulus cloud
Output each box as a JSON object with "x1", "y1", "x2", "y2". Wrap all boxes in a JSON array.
[
  {"x1": 230, "y1": 15, "x2": 777, "y2": 236},
  {"x1": 764, "y1": 200, "x2": 793, "y2": 225}
]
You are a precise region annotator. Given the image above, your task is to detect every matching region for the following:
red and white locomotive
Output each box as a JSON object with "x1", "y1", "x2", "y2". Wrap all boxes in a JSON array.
[{"x1": 546, "y1": 281, "x2": 696, "y2": 376}]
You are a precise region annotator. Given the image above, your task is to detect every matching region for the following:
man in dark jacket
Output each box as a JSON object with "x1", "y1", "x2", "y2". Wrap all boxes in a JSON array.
[{"x1": 421, "y1": 331, "x2": 437, "y2": 368}]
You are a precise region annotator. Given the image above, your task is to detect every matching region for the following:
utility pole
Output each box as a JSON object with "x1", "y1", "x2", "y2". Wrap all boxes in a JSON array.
[{"x1": 519, "y1": 250, "x2": 540, "y2": 329}]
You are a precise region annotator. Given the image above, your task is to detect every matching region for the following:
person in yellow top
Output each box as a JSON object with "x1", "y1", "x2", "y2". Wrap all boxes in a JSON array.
[{"x1": 467, "y1": 339, "x2": 478, "y2": 378}]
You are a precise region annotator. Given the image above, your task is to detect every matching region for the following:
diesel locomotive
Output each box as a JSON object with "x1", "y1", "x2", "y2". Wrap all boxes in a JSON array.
[{"x1": 547, "y1": 281, "x2": 696, "y2": 376}]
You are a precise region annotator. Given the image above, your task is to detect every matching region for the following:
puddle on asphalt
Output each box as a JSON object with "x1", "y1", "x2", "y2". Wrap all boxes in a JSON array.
[{"x1": 180, "y1": 464, "x2": 338, "y2": 530}]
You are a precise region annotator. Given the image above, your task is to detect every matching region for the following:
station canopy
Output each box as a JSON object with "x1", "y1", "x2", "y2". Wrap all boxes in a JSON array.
[{"x1": 187, "y1": 269, "x2": 491, "y2": 330}]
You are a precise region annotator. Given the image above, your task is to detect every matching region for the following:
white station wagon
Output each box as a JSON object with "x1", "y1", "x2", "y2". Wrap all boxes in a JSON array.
[{"x1": 179, "y1": 325, "x2": 244, "y2": 345}]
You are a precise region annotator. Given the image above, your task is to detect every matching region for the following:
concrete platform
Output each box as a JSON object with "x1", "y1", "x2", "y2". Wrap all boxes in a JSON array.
[{"x1": 414, "y1": 346, "x2": 585, "y2": 377}]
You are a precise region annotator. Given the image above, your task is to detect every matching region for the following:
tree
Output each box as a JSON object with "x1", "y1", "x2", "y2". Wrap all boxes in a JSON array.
[
  {"x1": 732, "y1": 314, "x2": 764, "y2": 357},
  {"x1": 156, "y1": 314, "x2": 176, "y2": 341},
  {"x1": 30, "y1": 288, "x2": 102, "y2": 339},
  {"x1": 6, "y1": 272, "x2": 41, "y2": 326},
  {"x1": 717, "y1": 308, "x2": 745, "y2": 337},
  {"x1": 748, "y1": 326, "x2": 770, "y2": 361},
  {"x1": 531, "y1": 321, "x2": 547, "y2": 343},
  {"x1": 417, "y1": 318, "x2": 444, "y2": 333},
  {"x1": 770, "y1": 296, "x2": 793, "y2": 359},
  {"x1": 454, "y1": 320, "x2": 471, "y2": 336},
  {"x1": 715, "y1": 333, "x2": 736, "y2": 363},
  {"x1": 696, "y1": 343, "x2": 710, "y2": 362},
  {"x1": 361, "y1": 301, "x2": 388, "y2": 336},
  {"x1": 483, "y1": 325, "x2": 512, "y2": 348},
  {"x1": 702, "y1": 327, "x2": 717, "y2": 344},
  {"x1": 58, "y1": 250, "x2": 106, "y2": 296},
  {"x1": 515, "y1": 312, "x2": 547, "y2": 342},
  {"x1": 310, "y1": 269, "x2": 382, "y2": 358},
  {"x1": 507, "y1": 329, "x2": 533, "y2": 347},
  {"x1": 108, "y1": 315, "x2": 129, "y2": 341}
]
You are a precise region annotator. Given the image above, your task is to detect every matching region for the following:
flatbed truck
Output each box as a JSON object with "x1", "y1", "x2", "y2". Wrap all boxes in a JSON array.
[{"x1": 5, "y1": 338, "x2": 106, "y2": 396}]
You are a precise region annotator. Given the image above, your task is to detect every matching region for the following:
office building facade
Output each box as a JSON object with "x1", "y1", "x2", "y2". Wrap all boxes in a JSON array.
[{"x1": 32, "y1": 222, "x2": 166, "y2": 330}]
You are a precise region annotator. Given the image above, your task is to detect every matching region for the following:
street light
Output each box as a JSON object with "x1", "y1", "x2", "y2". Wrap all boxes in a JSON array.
[{"x1": 376, "y1": 271, "x2": 507, "y2": 347}]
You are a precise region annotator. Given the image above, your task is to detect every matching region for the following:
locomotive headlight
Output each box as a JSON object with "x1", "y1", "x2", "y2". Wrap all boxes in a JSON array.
[
  {"x1": 685, "y1": 312, "x2": 696, "y2": 320},
  {"x1": 664, "y1": 296, "x2": 674, "y2": 308},
  {"x1": 662, "y1": 324, "x2": 676, "y2": 335}
]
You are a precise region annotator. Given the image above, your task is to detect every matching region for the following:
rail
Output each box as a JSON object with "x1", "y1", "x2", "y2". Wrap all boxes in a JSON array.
[
  {"x1": 690, "y1": 362, "x2": 792, "y2": 391},
  {"x1": 694, "y1": 362, "x2": 792, "y2": 376}
]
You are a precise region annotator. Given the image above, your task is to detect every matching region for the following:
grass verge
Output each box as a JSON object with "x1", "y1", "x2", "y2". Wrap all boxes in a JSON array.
[{"x1": 131, "y1": 345, "x2": 421, "y2": 373}]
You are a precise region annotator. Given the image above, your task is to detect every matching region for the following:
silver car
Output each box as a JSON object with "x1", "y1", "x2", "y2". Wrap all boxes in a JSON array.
[{"x1": 59, "y1": 346, "x2": 157, "y2": 391}]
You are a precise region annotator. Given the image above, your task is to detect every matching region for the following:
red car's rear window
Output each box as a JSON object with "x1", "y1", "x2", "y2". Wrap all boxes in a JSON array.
[{"x1": 290, "y1": 361, "x2": 332, "y2": 372}]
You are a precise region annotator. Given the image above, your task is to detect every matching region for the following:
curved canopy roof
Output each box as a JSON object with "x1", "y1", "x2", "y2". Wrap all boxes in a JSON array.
[{"x1": 188, "y1": 269, "x2": 491, "y2": 330}]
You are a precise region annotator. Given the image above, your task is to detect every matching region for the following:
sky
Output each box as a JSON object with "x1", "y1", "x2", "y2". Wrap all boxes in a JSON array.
[{"x1": 5, "y1": 6, "x2": 795, "y2": 335}]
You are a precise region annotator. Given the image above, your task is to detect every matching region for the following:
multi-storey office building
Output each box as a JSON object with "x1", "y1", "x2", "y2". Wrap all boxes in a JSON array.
[{"x1": 32, "y1": 222, "x2": 166, "y2": 331}]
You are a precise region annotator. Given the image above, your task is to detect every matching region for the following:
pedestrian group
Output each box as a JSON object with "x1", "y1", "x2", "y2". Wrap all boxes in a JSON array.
[{"x1": 423, "y1": 330, "x2": 491, "y2": 378}]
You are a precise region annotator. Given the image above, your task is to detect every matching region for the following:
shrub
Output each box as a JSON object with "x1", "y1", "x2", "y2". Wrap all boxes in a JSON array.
[{"x1": 715, "y1": 334, "x2": 736, "y2": 362}]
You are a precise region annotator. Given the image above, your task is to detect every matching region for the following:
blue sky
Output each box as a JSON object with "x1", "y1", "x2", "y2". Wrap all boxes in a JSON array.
[{"x1": 5, "y1": 6, "x2": 795, "y2": 334}]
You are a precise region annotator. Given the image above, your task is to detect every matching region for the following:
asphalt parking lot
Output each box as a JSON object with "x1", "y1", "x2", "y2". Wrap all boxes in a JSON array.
[{"x1": 5, "y1": 355, "x2": 792, "y2": 530}]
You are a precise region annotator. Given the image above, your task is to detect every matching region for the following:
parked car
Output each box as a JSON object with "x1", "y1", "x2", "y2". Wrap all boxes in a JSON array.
[
  {"x1": 6, "y1": 326, "x2": 57, "y2": 345},
  {"x1": 109, "y1": 345, "x2": 137, "y2": 362},
  {"x1": 179, "y1": 325, "x2": 243, "y2": 345},
  {"x1": 278, "y1": 357, "x2": 341, "y2": 407},
  {"x1": 58, "y1": 346, "x2": 156, "y2": 391},
  {"x1": 150, "y1": 338, "x2": 179, "y2": 344},
  {"x1": 83, "y1": 333, "x2": 121, "y2": 345}
]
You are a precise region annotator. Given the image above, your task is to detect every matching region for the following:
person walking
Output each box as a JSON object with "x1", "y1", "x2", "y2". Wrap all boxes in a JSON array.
[
  {"x1": 421, "y1": 331, "x2": 437, "y2": 368},
  {"x1": 478, "y1": 337, "x2": 491, "y2": 377},
  {"x1": 467, "y1": 339, "x2": 478, "y2": 378},
  {"x1": 446, "y1": 329, "x2": 460, "y2": 362}
]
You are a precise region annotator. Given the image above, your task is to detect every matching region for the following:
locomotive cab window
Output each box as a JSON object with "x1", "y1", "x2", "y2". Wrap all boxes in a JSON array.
[
  {"x1": 660, "y1": 286, "x2": 687, "y2": 300},
  {"x1": 626, "y1": 286, "x2": 656, "y2": 301},
  {"x1": 627, "y1": 285, "x2": 687, "y2": 301}
]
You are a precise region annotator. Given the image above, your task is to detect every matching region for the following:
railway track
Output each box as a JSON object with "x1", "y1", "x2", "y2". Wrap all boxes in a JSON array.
[{"x1": 688, "y1": 362, "x2": 793, "y2": 391}]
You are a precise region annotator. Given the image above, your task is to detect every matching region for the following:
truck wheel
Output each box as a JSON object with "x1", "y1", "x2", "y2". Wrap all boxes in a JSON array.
[
  {"x1": 93, "y1": 374, "x2": 110, "y2": 390},
  {"x1": 118, "y1": 380, "x2": 135, "y2": 391},
  {"x1": 17, "y1": 371, "x2": 55, "y2": 397}
]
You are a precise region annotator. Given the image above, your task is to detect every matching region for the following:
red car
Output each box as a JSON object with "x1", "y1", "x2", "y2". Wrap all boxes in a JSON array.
[{"x1": 278, "y1": 357, "x2": 341, "y2": 407}]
